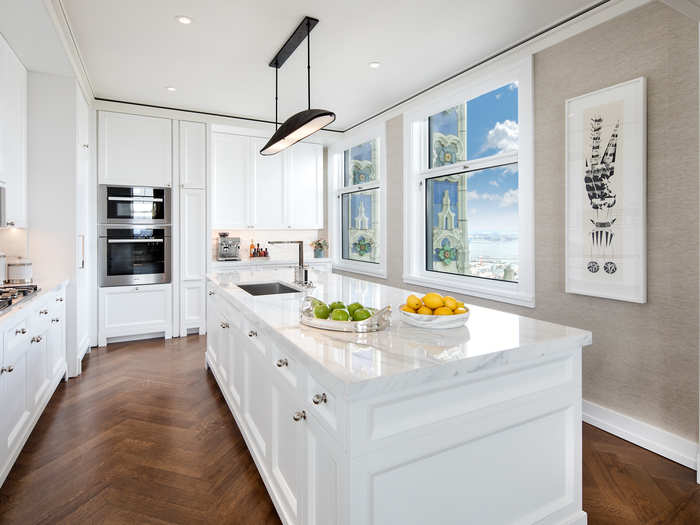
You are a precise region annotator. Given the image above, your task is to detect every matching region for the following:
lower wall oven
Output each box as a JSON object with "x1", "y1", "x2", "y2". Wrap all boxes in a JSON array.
[{"x1": 99, "y1": 225, "x2": 171, "y2": 287}]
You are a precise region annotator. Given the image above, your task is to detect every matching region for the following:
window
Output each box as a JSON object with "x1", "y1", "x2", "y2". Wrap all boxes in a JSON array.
[
  {"x1": 329, "y1": 128, "x2": 387, "y2": 277},
  {"x1": 405, "y1": 58, "x2": 533, "y2": 306}
]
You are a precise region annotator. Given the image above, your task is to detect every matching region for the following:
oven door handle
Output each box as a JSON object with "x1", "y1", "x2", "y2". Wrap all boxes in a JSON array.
[
  {"x1": 107, "y1": 197, "x2": 164, "y2": 202},
  {"x1": 107, "y1": 239, "x2": 164, "y2": 244}
]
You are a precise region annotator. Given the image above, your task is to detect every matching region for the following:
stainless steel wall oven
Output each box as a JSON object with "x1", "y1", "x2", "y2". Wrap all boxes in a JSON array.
[
  {"x1": 99, "y1": 225, "x2": 171, "y2": 286},
  {"x1": 99, "y1": 185, "x2": 171, "y2": 225}
]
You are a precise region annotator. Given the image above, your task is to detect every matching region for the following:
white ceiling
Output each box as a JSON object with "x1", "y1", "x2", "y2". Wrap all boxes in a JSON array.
[{"x1": 62, "y1": 0, "x2": 598, "y2": 130}]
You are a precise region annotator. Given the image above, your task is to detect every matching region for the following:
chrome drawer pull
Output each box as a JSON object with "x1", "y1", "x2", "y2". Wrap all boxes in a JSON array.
[
  {"x1": 248, "y1": 330, "x2": 257, "y2": 338},
  {"x1": 51, "y1": 318, "x2": 60, "y2": 323},
  {"x1": 56, "y1": 297, "x2": 64, "y2": 302},
  {"x1": 292, "y1": 410, "x2": 306, "y2": 422},
  {"x1": 208, "y1": 290, "x2": 215, "y2": 295},
  {"x1": 220, "y1": 321, "x2": 230, "y2": 329},
  {"x1": 312, "y1": 393, "x2": 327, "y2": 405},
  {"x1": 1, "y1": 366, "x2": 14, "y2": 374},
  {"x1": 31, "y1": 336, "x2": 42, "y2": 343},
  {"x1": 15, "y1": 328, "x2": 27, "y2": 335},
  {"x1": 276, "y1": 358, "x2": 288, "y2": 368},
  {"x1": 39, "y1": 309, "x2": 48, "y2": 315}
]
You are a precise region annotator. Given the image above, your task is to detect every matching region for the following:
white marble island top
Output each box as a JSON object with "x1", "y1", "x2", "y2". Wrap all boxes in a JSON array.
[{"x1": 207, "y1": 268, "x2": 592, "y2": 397}]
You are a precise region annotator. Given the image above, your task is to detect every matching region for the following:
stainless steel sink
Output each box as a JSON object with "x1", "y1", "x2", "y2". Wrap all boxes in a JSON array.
[{"x1": 237, "y1": 282, "x2": 302, "y2": 296}]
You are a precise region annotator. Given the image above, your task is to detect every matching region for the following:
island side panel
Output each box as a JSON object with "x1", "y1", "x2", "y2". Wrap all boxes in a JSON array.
[{"x1": 348, "y1": 345, "x2": 585, "y2": 525}]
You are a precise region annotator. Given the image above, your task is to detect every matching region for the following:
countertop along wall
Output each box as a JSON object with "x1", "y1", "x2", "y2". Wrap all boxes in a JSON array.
[{"x1": 336, "y1": 2, "x2": 699, "y2": 442}]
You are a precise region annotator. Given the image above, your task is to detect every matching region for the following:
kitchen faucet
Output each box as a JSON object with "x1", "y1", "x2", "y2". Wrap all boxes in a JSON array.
[{"x1": 268, "y1": 240, "x2": 312, "y2": 286}]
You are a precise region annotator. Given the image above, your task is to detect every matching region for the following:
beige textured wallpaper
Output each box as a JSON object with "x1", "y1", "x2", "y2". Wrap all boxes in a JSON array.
[{"x1": 336, "y1": 2, "x2": 699, "y2": 441}]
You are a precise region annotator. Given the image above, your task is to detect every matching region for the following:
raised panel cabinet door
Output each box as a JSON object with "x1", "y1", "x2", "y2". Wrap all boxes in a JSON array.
[
  {"x1": 242, "y1": 346, "x2": 271, "y2": 462},
  {"x1": 27, "y1": 332, "x2": 50, "y2": 410},
  {"x1": 251, "y1": 136, "x2": 285, "y2": 229},
  {"x1": 270, "y1": 378, "x2": 306, "y2": 525},
  {"x1": 306, "y1": 414, "x2": 342, "y2": 525},
  {"x1": 288, "y1": 142, "x2": 323, "y2": 229},
  {"x1": 211, "y1": 133, "x2": 250, "y2": 228},
  {"x1": 98, "y1": 111, "x2": 172, "y2": 187},
  {"x1": 179, "y1": 121, "x2": 206, "y2": 189},
  {"x1": 0, "y1": 343, "x2": 30, "y2": 456},
  {"x1": 205, "y1": 292, "x2": 221, "y2": 370},
  {"x1": 226, "y1": 325, "x2": 244, "y2": 411},
  {"x1": 0, "y1": 37, "x2": 28, "y2": 227},
  {"x1": 180, "y1": 189, "x2": 206, "y2": 280},
  {"x1": 48, "y1": 315, "x2": 65, "y2": 378},
  {"x1": 181, "y1": 280, "x2": 204, "y2": 336}
]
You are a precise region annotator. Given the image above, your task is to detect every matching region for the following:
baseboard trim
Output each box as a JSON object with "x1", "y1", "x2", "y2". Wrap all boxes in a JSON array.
[{"x1": 583, "y1": 400, "x2": 698, "y2": 471}]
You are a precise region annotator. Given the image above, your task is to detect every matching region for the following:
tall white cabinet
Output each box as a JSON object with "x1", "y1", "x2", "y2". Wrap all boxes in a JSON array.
[
  {"x1": 0, "y1": 33, "x2": 27, "y2": 228},
  {"x1": 27, "y1": 72, "x2": 91, "y2": 377},
  {"x1": 179, "y1": 121, "x2": 207, "y2": 336}
]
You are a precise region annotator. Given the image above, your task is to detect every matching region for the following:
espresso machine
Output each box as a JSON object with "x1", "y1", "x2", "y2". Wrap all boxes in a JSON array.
[{"x1": 217, "y1": 232, "x2": 241, "y2": 261}]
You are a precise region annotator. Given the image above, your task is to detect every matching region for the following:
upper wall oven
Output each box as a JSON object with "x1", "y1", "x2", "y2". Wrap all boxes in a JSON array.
[{"x1": 99, "y1": 185, "x2": 171, "y2": 225}]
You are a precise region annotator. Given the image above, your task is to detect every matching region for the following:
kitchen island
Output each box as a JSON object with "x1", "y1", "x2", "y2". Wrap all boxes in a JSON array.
[{"x1": 206, "y1": 268, "x2": 591, "y2": 525}]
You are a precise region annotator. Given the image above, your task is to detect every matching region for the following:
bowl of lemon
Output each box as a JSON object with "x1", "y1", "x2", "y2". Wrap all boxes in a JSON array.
[
  {"x1": 399, "y1": 293, "x2": 469, "y2": 329},
  {"x1": 300, "y1": 296, "x2": 392, "y2": 333}
]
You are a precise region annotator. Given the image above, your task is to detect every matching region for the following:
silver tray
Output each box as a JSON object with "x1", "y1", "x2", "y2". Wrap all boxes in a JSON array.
[{"x1": 299, "y1": 296, "x2": 391, "y2": 333}]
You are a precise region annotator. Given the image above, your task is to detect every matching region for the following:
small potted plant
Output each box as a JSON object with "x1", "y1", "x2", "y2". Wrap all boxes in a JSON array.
[{"x1": 311, "y1": 239, "x2": 328, "y2": 258}]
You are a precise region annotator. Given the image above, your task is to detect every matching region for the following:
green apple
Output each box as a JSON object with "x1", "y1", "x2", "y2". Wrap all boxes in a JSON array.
[
  {"x1": 329, "y1": 301, "x2": 346, "y2": 311},
  {"x1": 330, "y1": 309, "x2": 350, "y2": 321},
  {"x1": 347, "y1": 302, "x2": 363, "y2": 316},
  {"x1": 313, "y1": 304, "x2": 330, "y2": 319},
  {"x1": 352, "y1": 308, "x2": 372, "y2": 322}
]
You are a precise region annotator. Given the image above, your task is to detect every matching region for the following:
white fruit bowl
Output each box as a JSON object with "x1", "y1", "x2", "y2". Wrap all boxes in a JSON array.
[{"x1": 399, "y1": 306, "x2": 470, "y2": 329}]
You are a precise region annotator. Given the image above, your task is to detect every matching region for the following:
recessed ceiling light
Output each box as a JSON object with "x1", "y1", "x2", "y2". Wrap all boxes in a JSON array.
[
  {"x1": 166, "y1": 86, "x2": 176, "y2": 92},
  {"x1": 175, "y1": 15, "x2": 192, "y2": 24},
  {"x1": 368, "y1": 61, "x2": 381, "y2": 69}
]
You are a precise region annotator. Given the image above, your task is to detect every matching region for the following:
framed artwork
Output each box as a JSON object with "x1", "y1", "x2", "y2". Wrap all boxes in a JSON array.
[{"x1": 565, "y1": 77, "x2": 646, "y2": 303}]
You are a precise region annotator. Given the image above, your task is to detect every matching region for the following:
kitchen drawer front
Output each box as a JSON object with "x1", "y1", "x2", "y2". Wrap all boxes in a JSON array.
[
  {"x1": 29, "y1": 301, "x2": 53, "y2": 335},
  {"x1": 270, "y1": 344, "x2": 303, "y2": 392},
  {"x1": 5, "y1": 317, "x2": 30, "y2": 354},
  {"x1": 306, "y1": 373, "x2": 340, "y2": 435}
]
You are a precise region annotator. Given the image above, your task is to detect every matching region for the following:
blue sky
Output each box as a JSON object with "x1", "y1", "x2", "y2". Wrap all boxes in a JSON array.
[{"x1": 467, "y1": 83, "x2": 518, "y2": 159}]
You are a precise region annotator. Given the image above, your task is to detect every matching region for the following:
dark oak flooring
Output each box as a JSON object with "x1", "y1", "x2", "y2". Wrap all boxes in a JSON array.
[{"x1": 0, "y1": 335, "x2": 698, "y2": 524}]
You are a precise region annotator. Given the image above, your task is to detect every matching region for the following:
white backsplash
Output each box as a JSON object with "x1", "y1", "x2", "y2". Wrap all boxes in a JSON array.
[
  {"x1": 212, "y1": 229, "x2": 328, "y2": 261},
  {"x1": 0, "y1": 227, "x2": 28, "y2": 257}
]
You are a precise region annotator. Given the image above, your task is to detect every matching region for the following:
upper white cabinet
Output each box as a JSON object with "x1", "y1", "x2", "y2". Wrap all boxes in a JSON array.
[
  {"x1": 179, "y1": 121, "x2": 206, "y2": 189},
  {"x1": 251, "y1": 137, "x2": 286, "y2": 229},
  {"x1": 98, "y1": 111, "x2": 172, "y2": 187},
  {"x1": 211, "y1": 131, "x2": 323, "y2": 230},
  {"x1": 212, "y1": 133, "x2": 250, "y2": 229},
  {"x1": 0, "y1": 35, "x2": 27, "y2": 227},
  {"x1": 287, "y1": 142, "x2": 323, "y2": 229}
]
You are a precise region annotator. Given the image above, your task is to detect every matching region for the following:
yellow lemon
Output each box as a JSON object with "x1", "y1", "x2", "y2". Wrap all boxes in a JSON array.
[
  {"x1": 456, "y1": 300, "x2": 465, "y2": 308},
  {"x1": 406, "y1": 294, "x2": 422, "y2": 310},
  {"x1": 422, "y1": 293, "x2": 444, "y2": 310},
  {"x1": 434, "y1": 306, "x2": 454, "y2": 316},
  {"x1": 443, "y1": 296, "x2": 458, "y2": 311},
  {"x1": 454, "y1": 306, "x2": 468, "y2": 315},
  {"x1": 416, "y1": 305, "x2": 433, "y2": 315},
  {"x1": 401, "y1": 304, "x2": 416, "y2": 313}
]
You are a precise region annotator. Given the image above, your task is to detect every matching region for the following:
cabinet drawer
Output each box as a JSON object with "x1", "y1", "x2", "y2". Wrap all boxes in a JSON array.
[
  {"x1": 4, "y1": 317, "x2": 29, "y2": 358},
  {"x1": 29, "y1": 301, "x2": 53, "y2": 334},
  {"x1": 270, "y1": 346, "x2": 303, "y2": 391},
  {"x1": 306, "y1": 374, "x2": 338, "y2": 433}
]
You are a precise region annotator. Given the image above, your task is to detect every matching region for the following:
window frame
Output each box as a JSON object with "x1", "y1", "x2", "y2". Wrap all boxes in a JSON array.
[
  {"x1": 329, "y1": 123, "x2": 388, "y2": 278},
  {"x1": 403, "y1": 56, "x2": 535, "y2": 307}
]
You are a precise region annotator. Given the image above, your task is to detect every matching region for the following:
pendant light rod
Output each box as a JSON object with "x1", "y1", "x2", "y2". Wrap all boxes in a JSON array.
[
  {"x1": 275, "y1": 65, "x2": 278, "y2": 130},
  {"x1": 307, "y1": 19, "x2": 311, "y2": 110},
  {"x1": 268, "y1": 16, "x2": 319, "y2": 69}
]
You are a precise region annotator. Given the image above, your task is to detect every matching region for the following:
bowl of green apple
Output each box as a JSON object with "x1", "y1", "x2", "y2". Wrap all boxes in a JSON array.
[{"x1": 299, "y1": 296, "x2": 391, "y2": 333}]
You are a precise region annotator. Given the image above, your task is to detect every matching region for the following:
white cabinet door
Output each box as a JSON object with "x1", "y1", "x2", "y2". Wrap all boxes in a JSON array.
[
  {"x1": 306, "y1": 414, "x2": 342, "y2": 525},
  {"x1": 211, "y1": 133, "x2": 250, "y2": 228},
  {"x1": 179, "y1": 121, "x2": 206, "y2": 189},
  {"x1": 98, "y1": 111, "x2": 172, "y2": 187},
  {"x1": 47, "y1": 314, "x2": 65, "y2": 379},
  {"x1": 270, "y1": 378, "x2": 306, "y2": 525},
  {"x1": 0, "y1": 341, "x2": 30, "y2": 459},
  {"x1": 251, "y1": 137, "x2": 286, "y2": 229},
  {"x1": 26, "y1": 332, "x2": 49, "y2": 410},
  {"x1": 181, "y1": 281, "x2": 205, "y2": 336},
  {"x1": 181, "y1": 189, "x2": 206, "y2": 281},
  {"x1": 242, "y1": 344, "x2": 271, "y2": 462},
  {"x1": 206, "y1": 290, "x2": 222, "y2": 372},
  {"x1": 287, "y1": 142, "x2": 323, "y2": 229},
  {"x1": 0, "y1": 36, "x2": 27, "y2": 227}
]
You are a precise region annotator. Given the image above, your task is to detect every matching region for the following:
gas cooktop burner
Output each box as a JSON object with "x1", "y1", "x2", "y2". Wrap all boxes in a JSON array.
[{"x1": 0, "y1": 284, "x2": 39, "y2": 313}]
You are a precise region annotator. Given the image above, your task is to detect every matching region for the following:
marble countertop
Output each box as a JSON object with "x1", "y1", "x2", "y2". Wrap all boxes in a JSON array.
[
  {"x1": 207, "y1": 268, "x2": 592, "y2": 396},
  {"x1": 0, "y1": 279, "x2": 68, "y2": 326}
]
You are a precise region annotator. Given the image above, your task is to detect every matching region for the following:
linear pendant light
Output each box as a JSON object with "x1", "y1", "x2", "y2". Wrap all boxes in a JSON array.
[{"x1": 260, "y1": 16, "x2": 336, "y2": 156}]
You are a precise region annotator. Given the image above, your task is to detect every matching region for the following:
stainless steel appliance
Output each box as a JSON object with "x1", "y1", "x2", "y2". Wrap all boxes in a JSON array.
[
  {"x1": 99, "y1": 185, "x2": 171, "y2": 225},
  {"x1": 6, "y1": 257, "x2": 32, "y2": 284},
  {"x1": 0, "y1": 284, "x2": 39, "y2": 313},
  {"x1": 216, "y1": 233, "x2": 240, "y2": 261},
  {"x1": 99, "y1": 225, "x2": 171, "y2": 286}
]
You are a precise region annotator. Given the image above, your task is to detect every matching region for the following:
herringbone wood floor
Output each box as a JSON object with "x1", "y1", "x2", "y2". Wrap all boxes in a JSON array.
[{"x1": 0, "y1": 335, "x2": 698, "y2": 524}]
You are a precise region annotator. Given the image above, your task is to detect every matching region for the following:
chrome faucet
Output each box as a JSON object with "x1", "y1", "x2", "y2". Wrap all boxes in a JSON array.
[{"x1": 268, "y1": 240, "x2": 312, "y2": 286}]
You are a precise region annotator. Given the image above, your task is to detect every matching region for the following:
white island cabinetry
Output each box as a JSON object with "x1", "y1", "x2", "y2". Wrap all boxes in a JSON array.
[{"x1": 206, "y1": 269, "x2": 591, "y2": 525}]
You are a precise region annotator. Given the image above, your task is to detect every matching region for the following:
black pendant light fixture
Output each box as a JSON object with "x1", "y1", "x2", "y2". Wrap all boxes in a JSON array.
[{"x1": 260, "y1": 16, "x2": 336, "y2": 156}]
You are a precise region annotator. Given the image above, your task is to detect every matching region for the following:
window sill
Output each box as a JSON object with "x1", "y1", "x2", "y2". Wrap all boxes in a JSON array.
[
  {"x1": 402, "y1": 274, "x2": 534, "y2": 308},
  {"x1": 332, "y1": 261, "x2": 387, "y2": 280}
]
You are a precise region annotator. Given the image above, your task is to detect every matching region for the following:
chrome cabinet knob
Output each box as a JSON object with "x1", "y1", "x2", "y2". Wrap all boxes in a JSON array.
[
  {"x1": 51, "y1": 318, "x2": 60, "y2": 323},
  {"x1": 31, "y1": 336, "x2": 42, "y2": 343},
  {"x1": 1, "y1": 366, "x2": 14, "y2": 374},
  {"x1": 56, "y1": 297, "x2": 64, "y2": 302},
  {"x1": 220, "y1": 321, "x2": 230, "y2": 329},
  {"x1": 248, "y1": 330, "x2": 257, "y2": 338},
  {"x1": 39, "y1": 309, "x2": 48, "y2": 315},
  {"x1": 312, "y1": 393, "x2": 327, "y2": 405},
  {"x1": 276, "y1": 358, "x2": 288, "y2": 368},
  {"x1": 15, "y1": 328, "x2": 27, "y2": 335},
  {"x1": 6, "y1": 220, "x2": 15, "y2": 227},
  {"x1": 208, "y1": 290, "x2": 215, "y2": 296},
  {"x1": 292, "y1": 410, "x2": 306, "y2": 422}
]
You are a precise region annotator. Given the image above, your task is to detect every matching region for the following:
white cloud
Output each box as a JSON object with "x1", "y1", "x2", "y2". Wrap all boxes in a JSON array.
[
  {"x1": 483, "y1": 120, "x2": 519, "y2": 155},
  {"x1": 499, "y1": 188, "x2": 519, "y2": 207}
]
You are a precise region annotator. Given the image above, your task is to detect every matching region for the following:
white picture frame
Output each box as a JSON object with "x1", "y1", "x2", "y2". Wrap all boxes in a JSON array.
[{"x1": 565, "y1": 77, "x2": 646, "y2": 303}]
